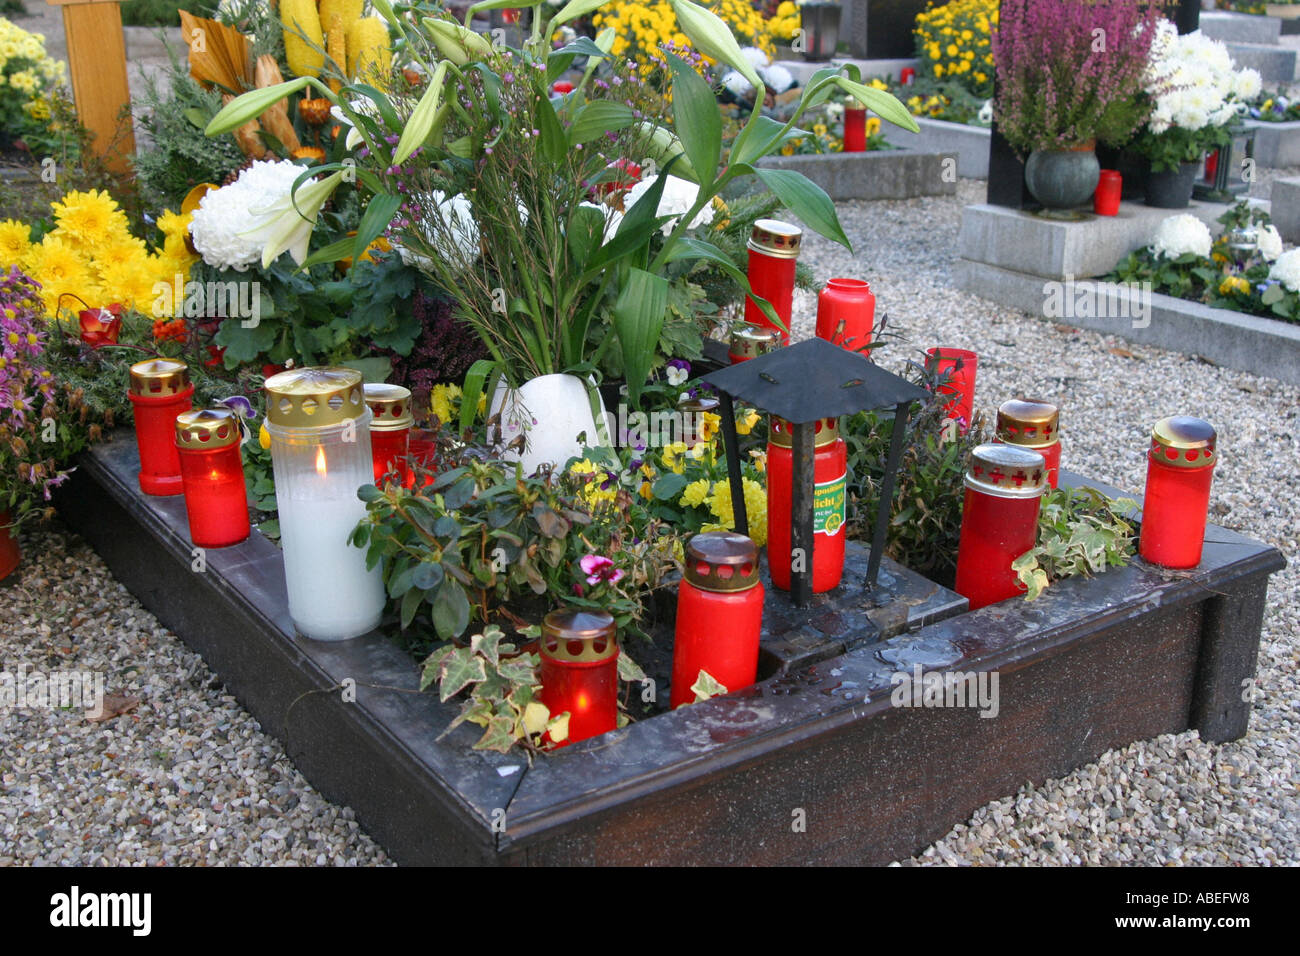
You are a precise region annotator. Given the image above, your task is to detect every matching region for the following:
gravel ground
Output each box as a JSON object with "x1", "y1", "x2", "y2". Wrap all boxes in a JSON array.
[{"x1": 2, "y1": 178, "x2": 1297, "y2": 866}]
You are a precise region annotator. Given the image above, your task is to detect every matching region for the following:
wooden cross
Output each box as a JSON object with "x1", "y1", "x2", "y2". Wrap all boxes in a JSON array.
[{"x1": 45, "y1": 0, "x2": 135, "y2": 175}]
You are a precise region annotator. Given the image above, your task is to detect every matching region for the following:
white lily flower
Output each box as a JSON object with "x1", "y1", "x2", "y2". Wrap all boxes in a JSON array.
[{"x1": 240, "y1": 170, "x2": 345, "y2": 269}]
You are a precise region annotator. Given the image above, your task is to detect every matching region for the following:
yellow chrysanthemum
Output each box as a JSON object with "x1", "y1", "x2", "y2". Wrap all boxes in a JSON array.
[
  {"x1": 0, "y1": 219, "x2": 32, "y2": 265},
  {"x1": 115, "y1": 260, "x2": 167, "y2": 315},
  {"x1": 679, "y1": 478, "x2": 711, "y2": 509},
  {"x1": 703, "y1": 476, "x2": 767, "y2": 546},
  {"x1": 430, "y1": 383, "x2": 463, "y2": 424},
  {"x1": 50, "y1": 189, "x2": 125, "y2": 248}
]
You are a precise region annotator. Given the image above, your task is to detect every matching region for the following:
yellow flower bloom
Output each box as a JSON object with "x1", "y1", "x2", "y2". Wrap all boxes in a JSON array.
[
  {"x1": 0, "y1": 219, "x2": 31, "y2": 265},
  {"x1": 661, "y1": 441, "x2": 688, "y2": 474},
  {"x1": 679, "y1": 478, "x2": 711, "y2": 508},
  {"x1": 703, "y1": 476, "x2": 767, "y2": 546},
  {"x1": 734, "y1": 407, "x2": 759, "y2": 435},
  {"x1": 430, "y1": 383, "x2": 462, "y2": 424},
  {"x1": 49, "y1": 189, "x2": 125, "y2": 248}
]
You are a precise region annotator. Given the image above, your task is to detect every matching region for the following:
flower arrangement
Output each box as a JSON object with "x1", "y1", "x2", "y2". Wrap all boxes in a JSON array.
[
  {"x1": 593, "y1": 0, "x2": 775, "y2": 78},
  {"x1": 1247, "y1": 90, "x2": 1300, "y2": 123},
  {"x1": 1133, "y1": 23, "x2": 1262, "y2": 172},
  {"x1": 0, "y1": 267, "x2": 109, "y2": 528},
  {"x1": 914, "y1": 0, "x2": 997, "y2": 100},
  {"x1": 992, "y1": 0, "x2": 1162, "y2": 154},
  {"x1": 1109, "y1": 203, "x2": 1300, "y2": 324},
  {"x1": 1, "y1": 190, "x2": 196, "y2": 320},
  {"x1": 0, "y1": 17, "x2": 67, "y2": 150}
]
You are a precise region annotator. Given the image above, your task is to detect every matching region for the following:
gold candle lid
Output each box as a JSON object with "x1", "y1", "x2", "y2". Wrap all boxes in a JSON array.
[
  {"x1": 996, "y1": 398, "x2": 1060, "y2": 448},
  {"x1": 1150, "y1": 416, "x2": 1217, "y2": 469},
  {"x1": 175, "y1": 408, "x2": 241, "y2": 451},
  {"x1": 966, "y1": 443, "x2": 1047, "y2": 498},
  {"x1": 768, "y1": 415, "x2": 840, "y2": 449},
  {"x1": 683, "y1": 531, "x2": 760, "y2": 593},
  {"x1": 129, "y1": 358, "x2": 190, "y2": 397},
  {"x1": 729, "y1": 324, "x2": 782, "y2": 360},
  {"x1": 747, "y1": 218, "x2": 802, "y2": 258},
  {"x1": 540, "y1": 609, "x2": 619, "y2": 664},
  {"x1": 264, "y1": 366, "x2": 367, "y2": 429},
  {"x1": 363, "y1": 383, "x2": 414, "y2": 431}
]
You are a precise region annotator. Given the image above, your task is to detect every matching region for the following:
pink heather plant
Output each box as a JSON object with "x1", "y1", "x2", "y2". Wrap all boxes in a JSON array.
[{"x1": 993, "y1": 0, "x2": 1166, "y2": 154}]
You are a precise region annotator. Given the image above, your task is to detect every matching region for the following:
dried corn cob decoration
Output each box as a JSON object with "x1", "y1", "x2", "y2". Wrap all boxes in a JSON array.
[
  {"x1": 325, "y1": 14, "x2": 347, "y2": 93},
  {"x1": 347, "y1": 17, "x2": 392, "y2": 86},
  {"x1": 281, "y1": 0, "x2": 325, "y2": 78},
  {"x1": 319, "y1": 0, "x2": 363, "y2": 33}
]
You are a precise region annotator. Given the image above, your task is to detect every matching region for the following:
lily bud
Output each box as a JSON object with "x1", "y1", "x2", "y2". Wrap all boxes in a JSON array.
[
  {"x1": 422, "y1": 17, "x2": 493, "y2": 66},
  {"x1": 669, "y1": 0, "x2": 762, "y2": 92},
  {"x1": 634, "y1": 121, "x2": 697, "y2": 183}
]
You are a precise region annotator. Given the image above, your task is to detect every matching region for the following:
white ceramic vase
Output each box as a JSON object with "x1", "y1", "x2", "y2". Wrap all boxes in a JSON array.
[{"x1": 490, "y1": 373, "x2": 610, "y2": 473}]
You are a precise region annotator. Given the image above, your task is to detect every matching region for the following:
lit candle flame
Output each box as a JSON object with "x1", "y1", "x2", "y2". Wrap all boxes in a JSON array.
[{"x1": 315, "y1": 445, "x2": 328, "y2": 478}]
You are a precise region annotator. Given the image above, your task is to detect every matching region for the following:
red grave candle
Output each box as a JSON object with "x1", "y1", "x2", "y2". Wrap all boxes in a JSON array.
[
  {"x1": 743, "y1": 219, "x2": 802, "y2": 344},
  {"x1": 767, "y1": 416, "x2": 848, "y2": 593},
  {"x1": 539, "y1": 609, "x2": 620, "y2": 747},
  {"x1": 954, "y1": 444, "x2": 1047, "y2": 610},
  {"x1": 995, "y1": 397, "x2": 1061, "y2": 489},
  {"x1": 363, "y1": 383, "x2": 414, "y2": 487},
  {"x1": 926, "y1": 347, "x2": 978, "y2": 430},
  {"x1": 1094, "y1": 170, "x2": 1122, "y2": 216},
  {"x1": 900, "y1": 67, "x2": 916, "y2": 85},
  {"x1": 175, "y1": 408, "x2": 250, "y2": 549},
  {"x1": 843, "y1": 107, "x2": 868, "y2": 153},
  {"x1": 671, "y1": 532, "x2": 765, "y2": 710},
  {"x1": 405, "y1": 428, "x2": 440, "y2": 489},
  {"x1": 128, "y1": 358, "x2": 193, "y2": 496},
  {"x1": 728, "y1": 324, "x2": 782, "y2": 364},
  {"x1": 1139, "y1": 416, "x2": 1217, "y2": 569},
  {"x1": 815, "y1": 278, "x2": 876, "y2": 352}
]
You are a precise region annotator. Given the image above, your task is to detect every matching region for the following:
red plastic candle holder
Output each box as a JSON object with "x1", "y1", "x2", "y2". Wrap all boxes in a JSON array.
[
  {"x1": 175, "y1": 408, "x2": 250, "y2": 549},
  {"x1": 671, "y1": 532, "x2": 765, "y2": 710},
  {"x1": 954, "y1": 444, "x2": 1048, "y2": 610},
  {"x1": 995, "y1": 397, "x2": 1061, "y2": 488},
  {"x1": 843, "y1": 107, "x2": 868, "y2": 153},
  {"x1": 926, "y1": 347, "x2": 978, "y2": 430},
  {"x1": 743, "y1": 219, "x2": 802, "y2": 343},
  {"x1": 728, "y1": 324, "x2": 782, "y2": 364},
  {"x1": 1139, "y1": 416, "x2": 1217, "y2": 569},
  {"x1": 1094, "y1": 170, "x2": 1122, "y2": 216},
  {"x1": 539, "y1": 609, "x2": 620, "y2": 747},
  {"x1": 363, "y1": 383, "x2": 414, "y2": 487},
  {"x1": 767, "y1": 416, "x2": 848, "y2": 593},
  {"x1": 128, "y1": 358, "x2": 193, "y2": 496},
  {"x1": 405, "y1": 429, "x2": 440, "y2": 489},
  {"x1": 815, "y1": 278, "x2": 876, "y2": 352},
  {"x1": 900, "y1": 67, "x2": 916, "y2": 85}
]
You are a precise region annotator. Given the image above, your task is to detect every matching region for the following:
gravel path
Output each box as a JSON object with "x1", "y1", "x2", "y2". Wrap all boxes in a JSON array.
[{"x1": 2, "y1": 178, "x2": 1297, "y2": 866}]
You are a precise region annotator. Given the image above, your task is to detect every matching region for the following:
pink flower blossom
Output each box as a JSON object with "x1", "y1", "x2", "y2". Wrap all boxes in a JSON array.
[{"x1": 580, "y1": 554, "x2": 624, "y2": 586}]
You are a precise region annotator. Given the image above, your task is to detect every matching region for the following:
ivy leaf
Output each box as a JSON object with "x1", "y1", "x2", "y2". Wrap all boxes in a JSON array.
[
  {"x1": 522, "y1": 700, "x2": 550, "y2": 736},
  {"x1": 473, "y1": 715, "x2": 517, "y2": 753},
  {"x1": 470, "y1": 625, "x2": 506, "y2": 668},
  {"x1": 617, "y1": 649, "x2": 646, "y2": 683},
  {"x1": 546, "y1": 711, "x2": 570, "y2": 744},
  {"x1": 419, "y1": 644, "x2": 456, "y2": 691},
  {"x1": 691, "y1": 669, "x2": 728, "y2": 703},
  {"x1": 439, "y1": 646, "x2": 487, "y2": 701}
]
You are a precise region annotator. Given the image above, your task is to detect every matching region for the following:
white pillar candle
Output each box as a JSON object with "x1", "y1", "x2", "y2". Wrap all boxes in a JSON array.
[{"x1": 264, "y1": 368, "x2": 386, "y2": 642}]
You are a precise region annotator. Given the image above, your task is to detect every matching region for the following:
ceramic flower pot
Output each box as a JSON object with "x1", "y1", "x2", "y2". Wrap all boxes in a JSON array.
[
  {"x1": 490, "y1": 373, "x2": 610, "y2": 474},
  {"x1": 1024, "y1": 145, "x2": 1101, "y2": 211},
  {"x1": 1144, "y1": 161, "x2": 1201, "y2": 209},
  {"x1": 0, "y1": 511, "x2": 21, "y2": 582}
]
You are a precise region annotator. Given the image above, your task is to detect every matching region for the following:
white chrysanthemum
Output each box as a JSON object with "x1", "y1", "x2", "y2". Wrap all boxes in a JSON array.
[
  {"x1": 740, "y1": 46, "x2": 770, "y2": 70},
  {"x1": 1233, "y1": 68, "x2": 1262, "y2": 102},
  {"x1": 721, "y1": 70, "x2": 753, "y2": 98},
  {"x1": 760, "y1": 63, "x2": 795, "y2": 93},
  {"x1": 1258, "y1": 224, "x2": 1284, "y2": 262},
  {"x1": 1150, "y1": 214, "x2": 1212, "y2": 260},
  {"x1": 190, "y1": 159, "x2": 306, "y2": 271},
  {"x1": 625, "y1": 174, "x2": 714, "y2": 237},
  {"x1": 1269, "y1": 248, "x2": 1300, "y2": 290}
]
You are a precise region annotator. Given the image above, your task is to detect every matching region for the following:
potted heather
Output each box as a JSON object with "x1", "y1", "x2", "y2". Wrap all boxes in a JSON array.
[
  {"x1": 993, "y1": 0, "x2": 1161, "y2": 214},
  {"x1": 1132, "y1": 22, "x2": 1262, "y2": 208}
]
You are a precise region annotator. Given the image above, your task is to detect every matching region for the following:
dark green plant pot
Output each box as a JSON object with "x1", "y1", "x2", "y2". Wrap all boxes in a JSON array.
[
  {"x1": 1024, "y1": 147, "x2": 1101, "y2": 210},
  {"x1": 1144, "y1": 161, "x2": 1200, "y2": 208}
]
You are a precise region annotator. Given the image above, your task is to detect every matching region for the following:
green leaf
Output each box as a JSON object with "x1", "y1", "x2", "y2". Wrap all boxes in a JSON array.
[
  {"x1": 353, "y1": 193, "x2": 402, "y2": 264},
  {"x1": 834, "y1": 78, "x2": 920, "y2": 133},
  {"x1": 460, "y1": 359, "x2": 498, "y2": 433},
  {"x1": 730, "y1": 115, "x2": 806, "y2": 167},
  {"x1": 690, "y1": 669, "x2": 728, "y2": 703},
  {"x1": 1262, "y1": 283, "x2": 1284, "y2": 305},
  {"x1": 470, "y1": 625, "x2": 506, "y2": 667},
  {"x1": 567, "y1": 101, "x2": 638, "y2": 146},
  {"x1": 550, "y1": 35, "x2": 608, "y2": 59},
  {"x1": 432, "y1": 580, "x2": 472, "y2": 640},
  {"x1": 612, "y1": 268, "x2": 669, "y2": 405},
  {"x1": 412, "y1": 561, "x2": 445, "y2": 592},
  {"x1": 753, "y1": 168, "x2": 851, "y2": 250},
  {"x1": 617, "y1": 649, "x2": 646, "y2": 683},
  {"x1": 399, "y1": 586, "x2": 423, "y2": 630},
  {"x1": 442, "y1": 477, "x2": 476, "y2": 511},
  {"x1": 393, "y1": 61, "x2": 449, "y2": 165},
  {"x1": 468, "y1": 0, "x2": 544, "y2": 13},
  {"x1": 300, "y1": 236, "x2": 356, "y2": 269},
  {"x1": 663, "y1": 237, "x2": 781, "y2": 329},
  {"x1": 536, "y1": 94, "x2": 568, "y2": 165},
  {"x1": 651, "y1": 472, "x2": 688, "y2": 500},
  {"x1": 549, "y1": 0, "x2": 608, "y2": 29},
  {"x1": 473, "y1": 716, "x2": 517, "y2": 753},
  {"x1": 439, "y1": 645, "x2": 487, "y2": 701},
  {"x1": 358, "y1": 484, "x2": 383, "y2": 502},
  {"x1": 665, "y1": 54, "x2": 721, "y2": 186}
]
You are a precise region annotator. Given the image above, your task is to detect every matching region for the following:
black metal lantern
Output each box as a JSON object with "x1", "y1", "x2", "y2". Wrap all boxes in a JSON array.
[
  {"x1": 798, "y1": 2, "x2": 843, "y2": 61},
  {"x1": 702, "y1": 337, "x2": 928, "y2": 607},
  {"x1": 1194, "y1": 126, "x2": 1256, "y2": 203}
]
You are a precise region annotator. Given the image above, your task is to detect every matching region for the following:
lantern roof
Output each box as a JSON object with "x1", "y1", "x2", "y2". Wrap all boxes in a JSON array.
[{"x1": 701, "y1": 337, "x2": 928, "y2": 423}]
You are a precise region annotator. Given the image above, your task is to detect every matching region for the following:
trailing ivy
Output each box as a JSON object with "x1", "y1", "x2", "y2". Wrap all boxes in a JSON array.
[{"x1": 1012, "y1": 486, "x2": 1139, "y2": 600}]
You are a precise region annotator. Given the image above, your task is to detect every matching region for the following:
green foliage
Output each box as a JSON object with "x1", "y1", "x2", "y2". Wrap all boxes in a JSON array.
[
  {"x1": 133, "y1": 48, "x2": 246, "y2": 211},
  {"x1": 843, "y1": 350, "x2": 989, "y2": 586},
  {"x1": 1012, "y1": 486, "x2": 1138, "y2": 600},
  {"x1": 420, "y1": 625, "x2": 570, "y2": 753},
  {"x1": 119, "y1": 0, "x2": 199, "y2": 27}
]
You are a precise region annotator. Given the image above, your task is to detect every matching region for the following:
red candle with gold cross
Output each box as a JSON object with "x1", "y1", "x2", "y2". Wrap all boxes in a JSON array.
[
  {"x1": 363, "y1": 383, "x2": 414, "y2": 487},
  {"x1": 1139, "y1": 416, "x2": 1217, "y2": 569},
  {"x1": 954, "y1": 444, "x2": 1047, "y2": 610},
  {"x1": 175, "y1": 408, "x2": 250, "y2": 549},
  {"x1": 995, "y1": 398, "x2": 1061, "y2": 489},
  {"x1": 128, "y1": 358, "x2": 193, "y2": 496}
]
